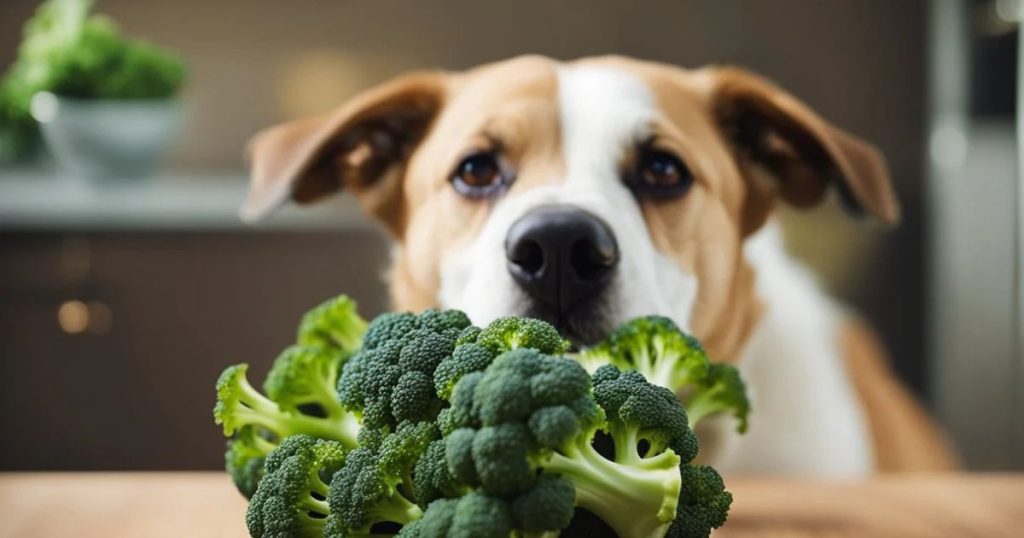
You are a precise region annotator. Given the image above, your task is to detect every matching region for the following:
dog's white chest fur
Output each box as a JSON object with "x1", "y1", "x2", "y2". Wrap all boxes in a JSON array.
[{"x1": 704, "y1": 224, "x2": 874, "y2": 477}]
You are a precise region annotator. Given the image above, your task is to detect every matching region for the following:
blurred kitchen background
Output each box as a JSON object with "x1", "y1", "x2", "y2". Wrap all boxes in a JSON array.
[{"x1": 0, "y1": 0, "x2": 1020, "y2": 472}]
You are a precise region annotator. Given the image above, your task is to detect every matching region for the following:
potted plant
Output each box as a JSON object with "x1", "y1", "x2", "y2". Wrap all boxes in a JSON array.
[{"x1": 0, "y1": 0, "x2": 187, "y2": 180}]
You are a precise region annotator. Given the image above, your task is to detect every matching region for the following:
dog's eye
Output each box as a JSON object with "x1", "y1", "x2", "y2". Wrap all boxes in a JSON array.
[
  {"x1": 451, "y1": 151, "x2": 511, "y2": 198},
  {"x1": 630, "y1": 149, "x2": 693, "y2": 199}
]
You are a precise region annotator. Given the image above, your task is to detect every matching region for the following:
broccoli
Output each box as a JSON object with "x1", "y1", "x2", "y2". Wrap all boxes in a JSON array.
[
  {"x1": 664, "y1": 465, "x2": 733, "y2": 538},
  {"x1": 578, "y1": 316, "x2": 750, "y2": 432},
  {"x1": 398, "y1": 478, "x2": 570, "y2": 538},
  {"x1": 433, "y1": 343, "x2": 498, "y2": 401},
  {"x1": 337, "y1": 309, "x2": 471, "y2": 430},
  {"x1": 326, "y1": 421, "x2": 434, "y2": 534},
  {"x1": 398, "y1": 493, "x2": 511, "y2": 538},
  {"x1": 443, "y1": 348, "x2": 700, "y2": 538},
  {"x1": 0, "y1": 0, "x2": 187, "y2": 161},
  {"x1": 683, "y1": 363, "x2": 750, "y2": 433},
  {"x1": 214, "y1": 363, "x2": 359, "y2": 455},
  {"x1": 226, "y1": 428, "x2": 275, "y2": 498},
  {"x1": 214, "y1": 306, "x2": 739, "y2": 537},
  {"x1": 217, "y1": 299, "x2": 364, "y2": 498},
  {"x1": 246, "y1": 435, "x2": 347, "y2": 538},
  {"x1": 578, "y1": 316, "x2": 708, "y2": 389},
  {"x1": 433, "y1": 316, "x2": 569, "y2": 401},
  {"x1": 591, "y1": 364, "x2": 698, "y2": 465},
  {"x1": 412, "y1": 439, "x2": 466, "y2": 506},
  {"x1": 474, "y1": 316, "x2": 570, "y2": 356},
  {"x1": 263, "y1": 346, "x2": 350, "y2": 418},
  {"x1": 297, "y1": 295, "x2": 369, "y2": 351}
]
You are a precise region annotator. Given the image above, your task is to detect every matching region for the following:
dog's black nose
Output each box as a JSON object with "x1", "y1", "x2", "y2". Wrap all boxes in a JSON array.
[{"x1": 505, "y1": 206, "x2": 619, "y2": 310}]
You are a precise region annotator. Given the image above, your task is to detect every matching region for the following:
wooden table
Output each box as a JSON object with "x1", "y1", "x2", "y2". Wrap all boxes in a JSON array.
[{"x1": 0, "y1": 472, "x2": 1020, "y2": 537}]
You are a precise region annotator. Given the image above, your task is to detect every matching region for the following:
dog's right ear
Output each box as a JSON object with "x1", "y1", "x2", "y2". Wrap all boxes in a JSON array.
[{"x1": 242, "y1": 71, "x2": 448, "y2": 233}]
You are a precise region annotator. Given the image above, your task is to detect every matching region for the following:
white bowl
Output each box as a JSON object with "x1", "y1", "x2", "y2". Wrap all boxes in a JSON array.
[{"x1": 31, "y1": 91, "x2": 182, "y2": 181}]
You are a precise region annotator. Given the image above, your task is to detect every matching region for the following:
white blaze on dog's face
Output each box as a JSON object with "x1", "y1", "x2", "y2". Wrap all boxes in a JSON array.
[{"x1": 244, "y1": 56, "x2": 897, "y2": 360}]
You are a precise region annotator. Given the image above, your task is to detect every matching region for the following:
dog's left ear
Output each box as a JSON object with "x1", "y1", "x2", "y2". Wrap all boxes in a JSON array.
[
  {"x1": 706, "y1": 67, "x2": 900, "y2": 230},
  {"x1": 242, "y1": 71, "x2": 448, "y2": 232}
]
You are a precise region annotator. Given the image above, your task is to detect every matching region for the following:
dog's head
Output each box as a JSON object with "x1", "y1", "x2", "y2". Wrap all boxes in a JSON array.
[{"x1": 245, "y1": 56, "x2": 897, "y2": 359}]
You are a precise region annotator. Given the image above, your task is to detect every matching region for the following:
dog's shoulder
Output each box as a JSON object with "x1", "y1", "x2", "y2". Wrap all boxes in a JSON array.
[{"x1": 702, "y1": 221, "x2": 876, "y2": 476}]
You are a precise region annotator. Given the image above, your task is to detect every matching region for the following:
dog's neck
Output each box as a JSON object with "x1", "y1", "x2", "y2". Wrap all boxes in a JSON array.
[{"x1": 704, "y1": 222, "x2": 875, "y2": 476}]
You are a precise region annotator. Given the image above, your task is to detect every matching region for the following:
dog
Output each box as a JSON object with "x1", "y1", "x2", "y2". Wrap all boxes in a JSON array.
[{"x1": 242, "y1": 55, "x2": 956, "y2": 476}]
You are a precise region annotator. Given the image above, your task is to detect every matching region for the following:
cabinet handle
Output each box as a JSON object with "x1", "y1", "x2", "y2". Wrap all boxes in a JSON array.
[{"x1": 57, "y1": 300, "x2": 112, "y2": 335}]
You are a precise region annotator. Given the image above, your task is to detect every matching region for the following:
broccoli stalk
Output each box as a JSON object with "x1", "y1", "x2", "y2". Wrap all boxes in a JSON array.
[
  {"x1": 543, "y1": 435, "x2": 681, "y2": 537},
  {"x1": 264, "y1": 346, "x2": 350, "y2": 421},
  {"x1": 215, "y1": 363, "x2": 359, "y2": 447}
]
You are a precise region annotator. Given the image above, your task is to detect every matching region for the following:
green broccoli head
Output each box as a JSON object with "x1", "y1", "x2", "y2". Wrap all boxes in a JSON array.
[
  {"x1": 442, "y1": 348, "x2": 685, "y2": 538},
  {"x1": 337, "y1": 309, "x2": 472, "y2": 430},
  {"x1": 214, "y1": 363, "x2": 358, "y2": 446},
  {"x1": 264, "y1": 345, "x2": 348, "y2": 419},
  {"x1": 474, "y1": 316, "x2": 570, "y2": 356},
  {"x1": 579, "y1": 316, "x2": 710, "y2": 392},
  {"x1": 592, "y1": 364, "x2": 699, "y2": 464},
  {"x1": 297, "y1": 295, "x2": 369, "y2": 352},
  {"x1": 433, "y1": 316, "x2": 569, "y2": 402},
  {"x1": 397, "y1": 492, "x2": 513, "y2": 538},
  {"x1": 683, "y1": 363, "x2": 751, "y2": 433},
  {"x1": 412, "y1": 439, "x2": 465, "y2": 508},
  {"x1": 665, "y1": 465, "x2": 733, "y2": 538},
  {"x1": 433, "y1": 343, "x2": 498, "y2": 400},
  {"x1": 225, "y1": 428, "x2": 275, "y2": 499},
  {"x1": 326, "y1": 421, "x2": 432, "y2": 534},
  {"x1": 509, "y1": 474, "x2": 577, "y2": 535},
  {"x1": 327, "y1": 420, "x2": 440, "y2": 532},
  {"x1": 245, "y1": 434, "x2": 346, "y2": 538}
]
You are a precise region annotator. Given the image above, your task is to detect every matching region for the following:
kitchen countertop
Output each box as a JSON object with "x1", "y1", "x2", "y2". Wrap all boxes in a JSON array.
[
  {"x1": 0, "y1": 169, "x2": 372, "y2": 231},
  {"x1": 0, "y1": 472, "x2": 1020, "y2": 537}
]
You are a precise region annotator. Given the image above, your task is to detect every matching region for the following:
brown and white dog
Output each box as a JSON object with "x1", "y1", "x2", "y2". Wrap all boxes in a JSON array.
[{"x1": 243, "y1": 56, "x2": 955, "y2": 476}]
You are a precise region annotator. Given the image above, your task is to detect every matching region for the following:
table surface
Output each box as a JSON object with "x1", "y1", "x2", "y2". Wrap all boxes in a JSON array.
[{"x1": 0, "y1": 472, "x2": 1020, "y2": 537}]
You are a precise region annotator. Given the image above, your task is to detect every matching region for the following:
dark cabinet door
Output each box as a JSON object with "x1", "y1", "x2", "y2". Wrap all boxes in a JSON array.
[{"x1": 0, "y1": 231, "x2": 389, "y2": 471}]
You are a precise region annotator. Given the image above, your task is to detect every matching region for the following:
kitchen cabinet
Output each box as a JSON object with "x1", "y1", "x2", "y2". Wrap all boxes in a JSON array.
[{"x1": 0, "y1": 231, "x2": 390, "y2": 470}]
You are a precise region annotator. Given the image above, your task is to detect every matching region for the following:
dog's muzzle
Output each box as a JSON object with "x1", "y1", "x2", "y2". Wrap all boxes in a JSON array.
[{"x1": 504, "y1": 205, "x2": 619, "y2": 342}]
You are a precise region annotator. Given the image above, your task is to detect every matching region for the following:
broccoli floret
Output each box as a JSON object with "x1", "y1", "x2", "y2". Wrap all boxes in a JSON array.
[
  {"x1": 683, "y1": 363, "x2": 750, "y2": 433},
  {"x1": 245, "y1": 435, "x2": 347, "y2": 538},
  {"x1": 433, "y1": 343, "x2": 498, "y2": 400},
  {"x1": 665, "y1": 465, "x2": 733, "y2": 538},
  {"x1": 592, "y1": 365, "x2": 698, "y2": 465},
  {"x1": 326, "y1": 421, "x2": 434, "y2": 534},
  {"x1": 214, "y1": 363, "x2": 359, "y2": 449},
  {"x1": 579, "y1": 316, "x2": 751, "y2": 432},
  {"x1": 226, "y1": 428, "x2": 275, "y2": 498},
  {"x1": 475, "y1": 316, "x2": 570, "y2": 355},
  {"x1": 412, "y1": 439, "x2": 466, "y2": 507},
  {"x1": 264, "y1": 346, "x2": 349, "y2": 420},
  {"x1": 297, "y1": 295, "x2": 369, "y2": 352},
  {"x1": 509, "y1": 474, "x2": 576, "y2": 535},
  {"x1": 578, "y1": 316, "x2": 709, "y2": 389},
  {"x1": 433, "y1": 316, "x2": 568, "y2": 404},
  {"x1": 397, "y1": 492, "x2": 513, "y2": 538},
  {"x1": 443, "y1": 349, "x2": 691, "y2": 538},
  {"x1": 337, "y1": 309, "x2": 471, "y2": 430}
]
